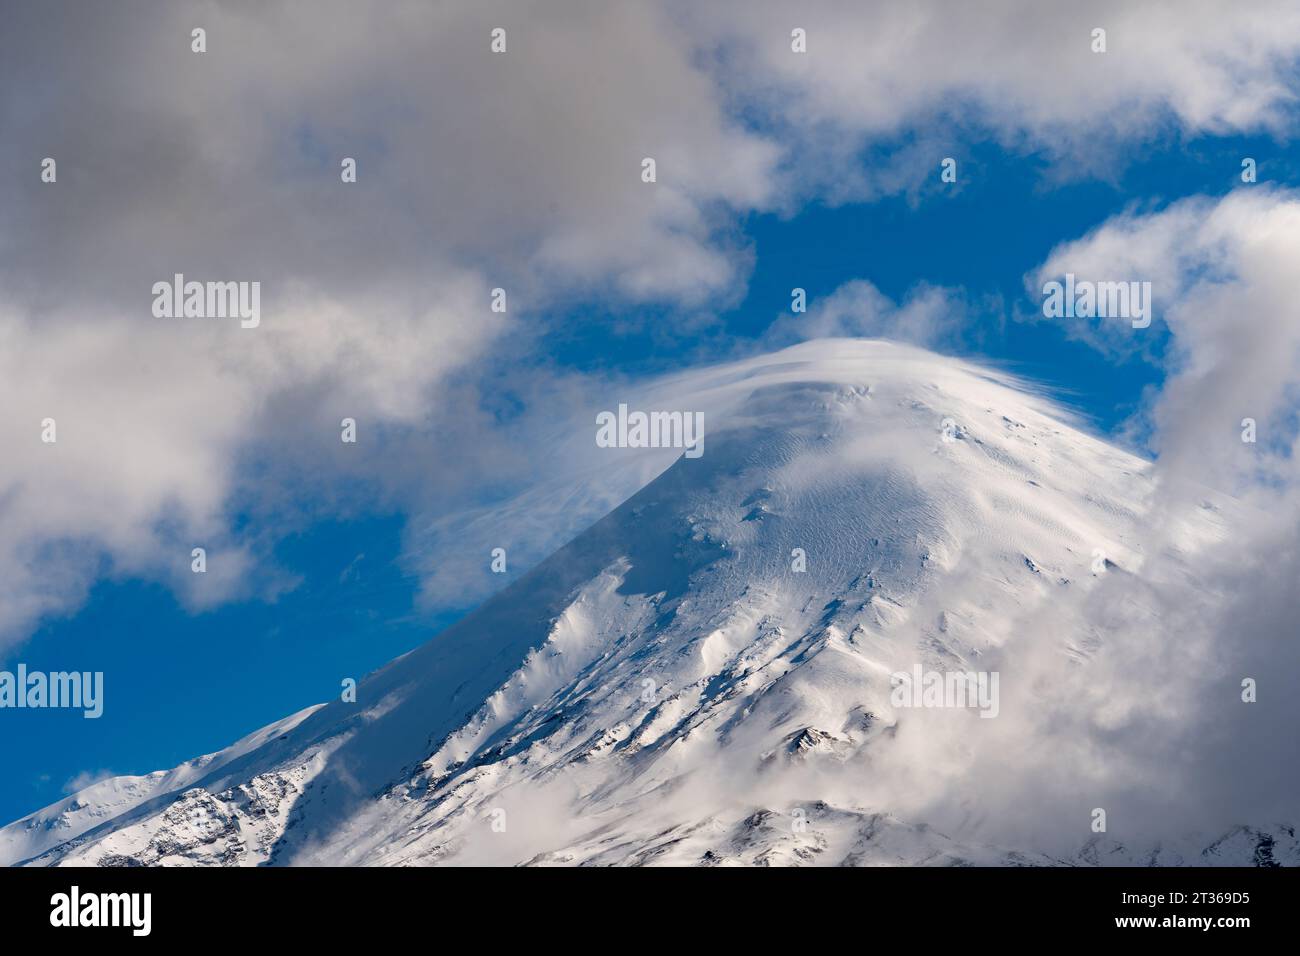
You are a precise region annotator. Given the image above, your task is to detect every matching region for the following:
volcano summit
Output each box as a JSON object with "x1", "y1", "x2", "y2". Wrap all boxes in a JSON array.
[{"x1": 2, "y1": 341, "x2": 1292, "y2": 868}]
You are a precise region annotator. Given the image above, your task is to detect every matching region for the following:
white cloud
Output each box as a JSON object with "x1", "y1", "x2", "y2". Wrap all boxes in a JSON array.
[
  {"x1": 1031, "y1": 188, "x2": 1300, "y2": 495},
  {"x1": 766, "y1": 280, "x2": 971, "y2": 350},
  {"x1": 686, "y1": 0, "x2": 1300, "y2": 197},
  {"x1": 0, "y1": 270, "x2": 511, "y2": 635},
  {"x1": 2, "y1": 1, "x2": 1300, "y2": 644},
  {"x1": 999, "y1": 188, "x2": 1300, "y2": 842},
  {"x1": 0, "y1": 1, "x2": 778, "y2": 644},
  {"x1": 61, "y1": 769, "x2": 119, "y2": 796}
]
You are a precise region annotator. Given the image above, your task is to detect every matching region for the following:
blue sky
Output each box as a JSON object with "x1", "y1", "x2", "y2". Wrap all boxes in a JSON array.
[
  {"x1": 5, "y1": 131, "x2": 1296, "y2": 826},
  {"x1": 5, "y1": 2, "x2": 1300, "y2": 829}
]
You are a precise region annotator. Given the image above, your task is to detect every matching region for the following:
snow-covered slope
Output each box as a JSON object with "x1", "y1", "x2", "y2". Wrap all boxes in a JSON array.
[{"x1": 3, "y1": 340, "x2": 1286, "y2": 867}]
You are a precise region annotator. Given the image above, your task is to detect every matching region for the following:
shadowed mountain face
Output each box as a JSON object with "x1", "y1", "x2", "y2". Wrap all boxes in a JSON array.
[{"x1": 3, "y1": 341, "x2": 1291, "y2": 867}]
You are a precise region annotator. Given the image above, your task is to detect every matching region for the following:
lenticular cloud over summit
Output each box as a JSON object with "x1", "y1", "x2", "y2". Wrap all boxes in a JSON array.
[{"x1": 4, "y1": 341, "x2": 1291, "y2": 867}]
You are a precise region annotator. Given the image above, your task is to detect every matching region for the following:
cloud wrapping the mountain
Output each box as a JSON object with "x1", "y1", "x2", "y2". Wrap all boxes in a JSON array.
[
  {"x1": 983, "y1": 187, "x2": 1300, "y2": 846},
  {"x1": 2, "y1": 1, "x2": 1300, "y2": 643}
]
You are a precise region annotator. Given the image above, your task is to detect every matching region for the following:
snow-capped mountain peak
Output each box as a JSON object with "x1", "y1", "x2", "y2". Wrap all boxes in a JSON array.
[{"x1": 4, "y1": 340, "x2": 1285, "y2": 867}]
